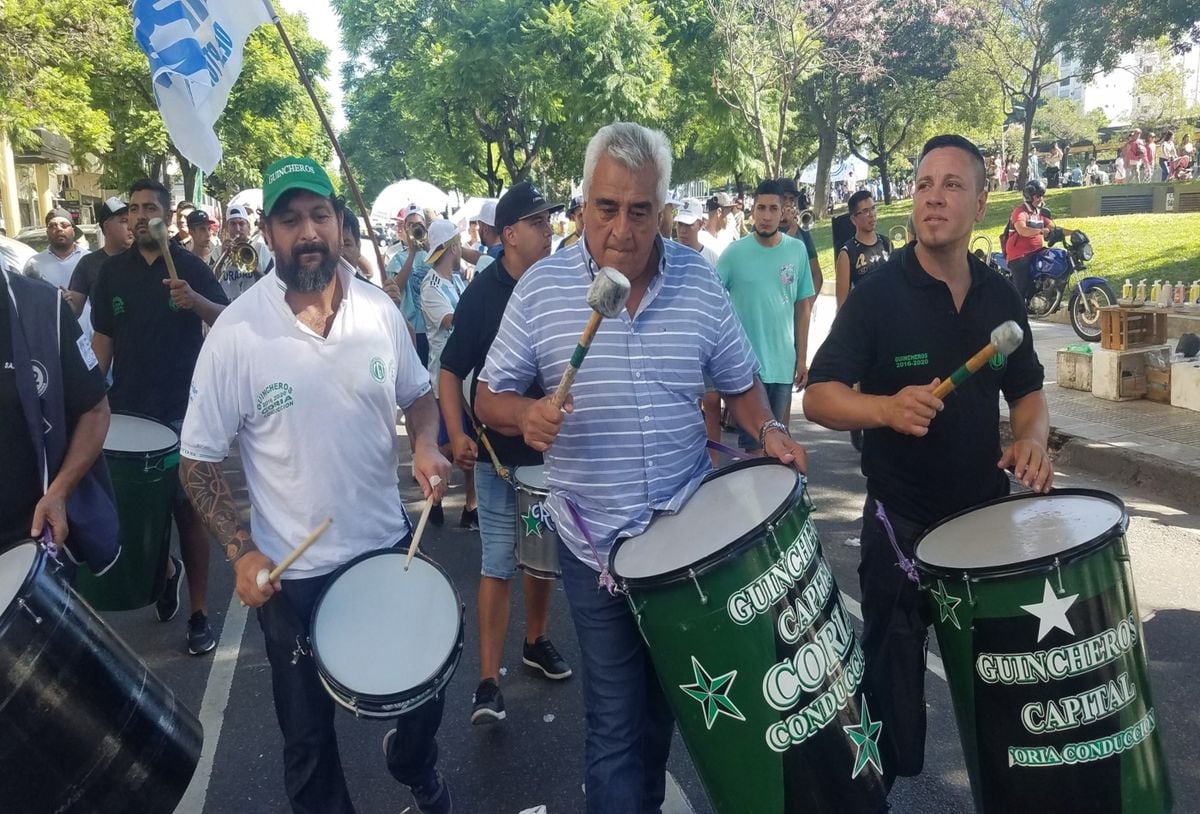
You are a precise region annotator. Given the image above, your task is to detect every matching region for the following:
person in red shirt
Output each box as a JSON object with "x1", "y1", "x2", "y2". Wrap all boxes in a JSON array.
[{"x1": 1004, "y1": 180, "x2": 1054, "y2": 298}]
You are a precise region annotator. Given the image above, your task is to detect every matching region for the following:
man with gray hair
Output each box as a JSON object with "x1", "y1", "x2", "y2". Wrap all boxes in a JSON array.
[{"x1": 476, "y1": 122, "x2": 808, "y2": 812}]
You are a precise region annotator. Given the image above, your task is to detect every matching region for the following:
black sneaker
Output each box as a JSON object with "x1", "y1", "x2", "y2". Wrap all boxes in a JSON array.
[
  {"x1": 459, "y1": 507, "x2": 479, "y2": 530},
  {"x1": 156, "y1": 555, "x2": 184, "y2": 622},
  {"x1": 187, "y1": 611, "x2": 216, "y2": 655},
  {"x1": 523, "y1": 636, "x2": 572, "y2": 680},
  {"x1": 429, "y1": 503, "x2": 445, "y2": 527},
  {"x1": 470, "y1": 678, "x2": 506, "y2": 724},
  {"x1": 410, "y1": 768, "x2": 452, "y2": 814}
]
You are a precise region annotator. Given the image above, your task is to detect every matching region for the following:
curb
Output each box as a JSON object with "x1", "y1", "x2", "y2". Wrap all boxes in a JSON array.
[{"x1": 1001, "y1": 418, "x2": 1198, "y2": 507}]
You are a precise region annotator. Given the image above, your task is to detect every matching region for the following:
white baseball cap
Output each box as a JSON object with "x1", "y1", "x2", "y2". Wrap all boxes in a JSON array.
[
  {"x1": 477, "y1": 200, "x2": 497, "y2": 227},
  {"x1": 226, "y1": 204, "x2": 252, "y2": 223},
  {"x1": 426, "y1": 219, "x2": 461, "y2": 262},
  {"x1": 674, "y1": 198, "x2": 706, "y2": 225},
  {"x1": 397, "y1": 202, "x2": 425, "y2": 223}
]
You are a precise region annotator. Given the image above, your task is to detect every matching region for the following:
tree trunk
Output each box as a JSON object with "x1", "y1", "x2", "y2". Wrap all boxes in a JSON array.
[
  {"x1": 813, "y1": 122, "x2": 837, "y2": 219},
  {"x1": 879, "y1": 159, "x2": 893, "y2": 206},
  {"x1": 1017, "y1": 105, "x2": 1035, "y2": 189}
]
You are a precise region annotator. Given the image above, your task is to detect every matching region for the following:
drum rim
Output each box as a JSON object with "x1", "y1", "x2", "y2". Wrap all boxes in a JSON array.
[
  {"x1": 0, "y1": 541, "x2": 49, "y2": 638},
  {"x1": 105, "y1": 411, "x2": 181, "y2": 459},
  {"x1": 512, "y1": 465, "x2": 548, "y2": 493},
  {"x1": 609, "y1": 458, "x2": 802, "y2": 588},
  {"x1": 913, "y1": 488, "x2": 1129, "y2": 580},
  {"x1": 309, "y1": 547, "x2": 465, "y2": 704}
]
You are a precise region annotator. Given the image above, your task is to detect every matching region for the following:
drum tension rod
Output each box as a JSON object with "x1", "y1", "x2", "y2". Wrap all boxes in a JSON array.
[
  {"x1": 960, "y1": 573, "x2": 975, "y2": 606},
  {"x1": 688, "y1": 569, "x2": 708, "y2": 605},
  {"x1": 18, "y1": 598, "x2": 43, "y2": 625},
  {"x1": 290, "y1": 636, "x2": 309, "y2": 666},
  {"x1": 1053, "y1": 557, "x2": 1065, "y2": 595}
]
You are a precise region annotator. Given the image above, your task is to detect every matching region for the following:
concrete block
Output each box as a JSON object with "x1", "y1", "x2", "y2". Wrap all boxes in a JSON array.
[
  {"x1": 1091, "y1": 345, "x2": 1169, "y2": 402},
  {"x1": 1170, "y1": 360, "x2": 1200, "y2": 412},
  {"x1": 1056, "y1": 349, "x2": 1093, "y2": 391}
]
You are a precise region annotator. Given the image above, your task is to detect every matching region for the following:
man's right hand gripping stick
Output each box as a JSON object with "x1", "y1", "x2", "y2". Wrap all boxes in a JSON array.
[{"x1": 550, "y1": 266, "x2": 631, "y2": 408}]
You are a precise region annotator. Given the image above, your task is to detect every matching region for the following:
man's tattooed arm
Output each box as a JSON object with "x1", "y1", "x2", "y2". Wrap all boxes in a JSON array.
[{"x1": 179, "y1": 456, "x2": 257, "y2": 563}]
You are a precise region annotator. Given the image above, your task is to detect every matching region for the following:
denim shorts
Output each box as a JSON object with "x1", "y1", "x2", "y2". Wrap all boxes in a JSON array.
[
  {"x1": 474, "y1": 461, "x2": 518, "y2": 579},
  {"x1": 737, "y1": 381, "x2": 793, "y2": 450}
]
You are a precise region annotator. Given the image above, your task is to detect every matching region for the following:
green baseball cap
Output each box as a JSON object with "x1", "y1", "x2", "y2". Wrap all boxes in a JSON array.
[{"x1": 262, "y1": 156, "x2": 335, "y2": 216}]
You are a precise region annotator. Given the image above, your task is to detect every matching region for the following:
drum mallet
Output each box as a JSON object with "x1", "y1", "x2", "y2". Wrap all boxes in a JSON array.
[
  {"x1": 932, "y1": 320, "x2": 1024, "y2": 400},
  {"x1": 404, "y1": 475, "x2": 443, "y2": 571},
  {"x1": 467, "y1": 411, "x2": 510, "y2": 481},
  {"x1": 551, "y1": 267, "x2": 631, "y2": 408},
  {"x1": 252, "y1": 517, "x2": 334, "y2": 595},
  {"x1": 147, "y1": 218, "x2": 180, "y2": 281}
]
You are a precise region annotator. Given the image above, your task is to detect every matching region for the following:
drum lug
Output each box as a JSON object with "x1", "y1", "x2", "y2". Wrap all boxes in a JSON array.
[
  {"x1": 960, "y1": 573, "x2": 975, "y2": 606},
  {"x1": 291, "y1": 636, "x2": 310, "y2": 666},
  {"x1": 687, "y1": 568, "x2": 708, "y2": 605},
  {"x1": 1053, "y1": 557, "x2": 1065, "y2": 594},
  {"x1": 17, "y1": 598, "x2": 43, "y2": 625}
]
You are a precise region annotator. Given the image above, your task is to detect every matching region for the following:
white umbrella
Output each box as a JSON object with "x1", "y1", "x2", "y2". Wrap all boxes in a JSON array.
[
  {"x1": 371, "y1": 180, "x2": 450, "y2": 222},
  {"x1": 227, "y1": 188, "x2": 263, "y2": 216}
]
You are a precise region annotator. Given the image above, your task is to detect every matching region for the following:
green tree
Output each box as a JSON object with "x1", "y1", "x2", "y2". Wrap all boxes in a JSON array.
[
  {"x1": 1047, "y1": 0, "x2": 1199, "y2": 73},
  {"x1": 1035, "y1": 96, "x2": 1108, "y2": 145},
  {"x1": 1130, "y1": 41, "x2": 1199, "y2": 130}
]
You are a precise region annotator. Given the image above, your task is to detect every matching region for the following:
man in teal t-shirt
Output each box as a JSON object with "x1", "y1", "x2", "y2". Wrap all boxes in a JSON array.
[{"x1": 716, "y1": 178, "x2": 815, "y2": 450}]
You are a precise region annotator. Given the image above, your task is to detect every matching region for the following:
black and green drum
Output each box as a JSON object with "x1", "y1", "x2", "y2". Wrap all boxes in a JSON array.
[
  {"x1": 75, "y1": 414, "x2": 180, "y2": 611},
  {"x1": 610, "y1": 459, "x2": 886, "y2": 813},
  {"x1": 915, "y1": 489, "x2": 1172, "y2": 813}
]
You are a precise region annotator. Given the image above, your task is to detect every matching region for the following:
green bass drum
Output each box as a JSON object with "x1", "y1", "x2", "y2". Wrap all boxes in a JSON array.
[
  {"x1": 610, "y1": 459, "x2": 886, "y2": 813},
  {"x1": 915, "y1": 489, "x2": 1172, "y2": 813},
  {"x1": 75, "y1": 414, "x2": 179, "y2": 611}
]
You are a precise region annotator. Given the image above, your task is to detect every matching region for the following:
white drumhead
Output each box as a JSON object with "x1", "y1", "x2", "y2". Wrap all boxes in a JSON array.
[
  {"x1": 917, "y1": 494, "x2": 1123, "y2": 571},
  {"x1": 613, "y1": 464, "x2": 798, "y2": 579},
  {"x1": 0, "y1": 543, "x2": 38, "y2": 609},
  {"x1": 312, "y1": 553, "x2": 459, "y2": 696},
  {"x1": 514, "y1": 465, "x2": 548, "y2": 491},
  {"x1": 105, "y1": 415, "x2": 179, "y2": 454}
]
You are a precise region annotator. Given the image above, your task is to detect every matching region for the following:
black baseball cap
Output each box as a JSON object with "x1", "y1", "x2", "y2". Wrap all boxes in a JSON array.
[
  {"x1": 777, "y1": 177, "x2": 799, "y2": 198},
  {"x1": 495, "y1": 182, "x2": 563, "y2": 232},
  {"x1": 186, "y1": 209, "x2": 213, "y2": 228}
]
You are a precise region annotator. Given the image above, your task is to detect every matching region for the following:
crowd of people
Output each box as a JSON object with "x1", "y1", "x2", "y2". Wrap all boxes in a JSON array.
[
  {"x1": 990, "y1": 128, "x2": 1197, "y2": 191},
  {"x1": 3, "y1": 121, "x2": 1057, "y2": 814}
]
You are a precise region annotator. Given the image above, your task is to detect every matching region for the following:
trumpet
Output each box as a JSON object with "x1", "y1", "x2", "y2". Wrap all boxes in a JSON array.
[
  {"x1": 214, "y1": 237, "x2": 259, "y2": 279},
  {"x1": 406, "y1": 222, "x2": 428, "y2": 250},
  {"x1": 889, "y1": 225, "x2": 910, "y2": 246},
  {"x1": 797, "y1": 209, "x2": 815, "y2": 231}
]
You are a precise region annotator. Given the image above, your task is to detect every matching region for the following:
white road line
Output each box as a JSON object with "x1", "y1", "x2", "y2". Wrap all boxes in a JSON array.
[
  {"x1": 840, "y1": 591, "x2": 947, "y2": 682},
  {"x1": 176, "y1": 588, "x2": 252, "y2": 813},
  {"x1": 664, "y1": 771, "x2": 697, "y2": 814}
]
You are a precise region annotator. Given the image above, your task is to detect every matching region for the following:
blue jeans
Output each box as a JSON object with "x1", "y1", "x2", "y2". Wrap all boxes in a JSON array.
[
  {"x1": 257, "y1": 549, "x2": 444, "y2": 814},
  {"x1": 559, "y1": 540, "x2": 675, "y2": 813},
  {"x1": 474, "y1": 461, "x2": 518, "y2": 579},
  {"x1": 736, "y1": 381, "x2": 793, "y2": 450}
]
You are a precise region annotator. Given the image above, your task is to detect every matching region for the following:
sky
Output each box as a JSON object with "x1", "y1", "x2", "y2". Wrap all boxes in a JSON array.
[{"x1": 278, "y1": 0, "x2": 348, "y2": 131}]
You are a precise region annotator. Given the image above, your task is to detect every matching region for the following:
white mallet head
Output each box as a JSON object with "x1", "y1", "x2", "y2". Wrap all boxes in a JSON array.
[
  {"x1": 586, "y1": 267, "x2": 632, "y2": 319},
  {"x1": 148, "y1": 217, "x2": 171, "y2": 246},
  {"x1": 991, "y1": 320, "x2": 1024, "y2": 356}
]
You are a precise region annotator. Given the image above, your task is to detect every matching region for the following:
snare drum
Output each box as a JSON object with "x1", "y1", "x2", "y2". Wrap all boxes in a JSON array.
[
  {"x1": 610, "y1": 459, "x2": 886, "y2": 814},
  {"x1": 75, "y1": 413, "x2": 180, "y2": 611},
  {"x1": 0, "y1": 542, "x2": 202, "y2": 813},
  {"x1": 512, "y1": 465, "x2": 560, "y2": 579},
  {"x1": 916, "y1": 490, "x2": 1172, "y2": 813},
  {"x1": 310, "y1": 549, "x2": 464, "y2": 718}
]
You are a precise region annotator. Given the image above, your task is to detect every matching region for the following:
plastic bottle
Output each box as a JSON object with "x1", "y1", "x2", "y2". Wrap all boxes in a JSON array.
[
  {"x1": 1122, "y1": 279, "x2": 1134, "y2": 302},
  {"x1": 1174, "y1": 281, "x2": 1185, "y2": 305},
  {"x1": 1160, "y1": 281, "x2": 1173, "y2": 308},
  {"x1": 1151, "y1": 280, "x2": 1162, "y2": 304},
  {"x1": 1135, "y1": 279, "x2": 1147, "y2": 304},
  {"x1": 1189, "y1": 280, "x2": 1200, "y2": 306}
]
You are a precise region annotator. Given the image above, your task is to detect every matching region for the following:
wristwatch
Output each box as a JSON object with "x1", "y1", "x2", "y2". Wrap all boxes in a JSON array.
[{"x1": 758, "y1": 419, "x2": 789, "y2": 449}]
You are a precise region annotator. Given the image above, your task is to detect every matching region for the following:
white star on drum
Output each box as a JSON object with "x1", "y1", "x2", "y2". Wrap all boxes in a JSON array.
[{"x1": 1020, "y1": 579, "x2": 1079, "y2": 643}]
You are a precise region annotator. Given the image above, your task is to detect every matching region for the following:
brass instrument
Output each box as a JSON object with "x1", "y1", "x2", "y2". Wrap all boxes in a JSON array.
[
  {"x1": 889, "y1": 224, "x2": 910, "y2": 246},
  {"x1": 970, "y1": 234, "x2": 992, "y2": 263},
  {"x1": 214, "y1": 237, "x2": 259, "y2": 279},
  {"x1": 406, "y1": 222, "x2": 429, "y2": 250},
  {"x1": 797, "y1": 209, "x2": 815, "y2": 231}
]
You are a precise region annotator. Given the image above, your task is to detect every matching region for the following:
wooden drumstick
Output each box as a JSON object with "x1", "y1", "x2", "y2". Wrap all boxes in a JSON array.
[
  {"x1": 551, "y1": 267, "x2": 630, "y2": 409},
  {"x1": 147, "y1": 218, "x2": 180, "y2": 281},
  {"x1": 404, "y1": 475, "x2": 443, "y2": 571},
  {"x1": 255, "y1": 517, "x2": 333, "y2": 590},
  {"x1": 931, "y1": 320, "x2": 1024, "y2": 400}
]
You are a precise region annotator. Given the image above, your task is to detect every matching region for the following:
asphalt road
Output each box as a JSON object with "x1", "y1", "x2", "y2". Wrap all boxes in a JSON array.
[{"x1": 80, "y1": 410, "x2": 1197, "y2": 814}]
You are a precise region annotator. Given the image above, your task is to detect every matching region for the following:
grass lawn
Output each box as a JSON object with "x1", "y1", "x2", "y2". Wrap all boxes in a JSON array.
[{"x1": 807, "y1": 188, "x2": 1200, "y2": 289}]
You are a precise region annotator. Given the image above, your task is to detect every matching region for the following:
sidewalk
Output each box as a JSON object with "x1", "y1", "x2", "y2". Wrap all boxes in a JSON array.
[
  {"x1": 1000, "y1": 320, "x2": 1199, "y2": 504},
  {"x1": 806, "y1": 294, "x2": 1199, "y2": 505}
]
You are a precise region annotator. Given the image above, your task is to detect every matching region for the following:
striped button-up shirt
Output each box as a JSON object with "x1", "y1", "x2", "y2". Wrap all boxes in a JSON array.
[{"x1": 482, "y1": 236, "x2": 759, "y2": 570}]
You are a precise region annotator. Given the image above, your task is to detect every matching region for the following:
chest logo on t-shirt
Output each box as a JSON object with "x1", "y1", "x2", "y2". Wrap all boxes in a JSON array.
[
  {"x1": 112, "y1": 296, "x2": 126, "y2": 317},
  {"x1": 31, "y1": 359, "x2": 49, "y2": 397},
  {"x1": 256, "y1": 381, "x2": 295, "y2": 417},
  {"x1": 894, "y1": 353, "x2": 929, "y2": 370},
  {"x1": 370, "y1": 356, "x2": 386, "y2": 383},
  {"x1": 779, "y1": 264, "x2": 796, "y2": 287}
]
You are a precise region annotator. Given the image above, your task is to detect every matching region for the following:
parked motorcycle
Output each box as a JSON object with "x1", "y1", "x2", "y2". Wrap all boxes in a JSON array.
[{"x1": 972, "y1": 227, "x2": 1115, "y2": 343}]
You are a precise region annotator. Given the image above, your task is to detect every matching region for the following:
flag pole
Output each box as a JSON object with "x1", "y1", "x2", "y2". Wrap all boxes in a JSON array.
[{"x1": 263, "y1": 2, "x2": 389, "y2": 281}]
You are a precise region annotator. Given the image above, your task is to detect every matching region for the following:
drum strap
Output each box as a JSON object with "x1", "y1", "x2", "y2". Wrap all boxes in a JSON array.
[
  {"x1": 874, "y1": 501, "x2": 921, "y2": 585},
  {"x1": 564, "y1": 498, "x2": 620, "y2": 595},
  {"x1": 706, "y1": 438, "x2": 753, "y2": 461}
]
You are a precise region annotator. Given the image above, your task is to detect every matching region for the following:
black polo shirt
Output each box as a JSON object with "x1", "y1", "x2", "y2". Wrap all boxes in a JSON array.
[
  {"x1": 808, "y1": 244, "x2": 1043, "y2": 527},
  {"x1": 440, "y1": 254, "x2": 543, "y2": 469},
  {"x1": 91, "y1": 243, "x2": 228, "y2": 423}
]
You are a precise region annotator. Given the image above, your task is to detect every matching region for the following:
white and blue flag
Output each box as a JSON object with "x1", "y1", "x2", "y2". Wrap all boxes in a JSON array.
[{"x1": 133, "y1": 0, "x2": 276, "y2": 173}]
